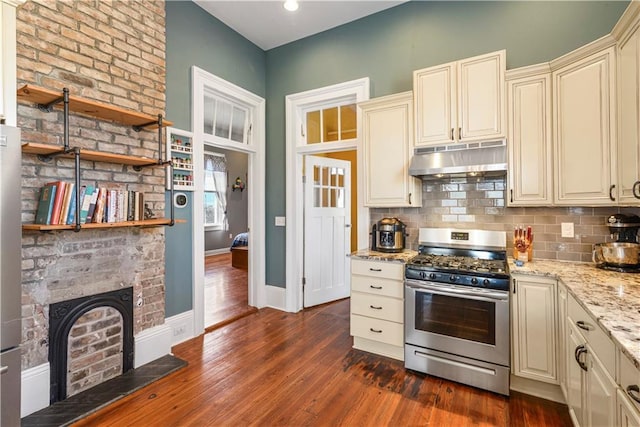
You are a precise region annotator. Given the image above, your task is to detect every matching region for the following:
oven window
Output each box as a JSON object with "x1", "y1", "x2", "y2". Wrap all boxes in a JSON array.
[{"x1": 415, "y1": 292, "x2": 496, "y2": 345}]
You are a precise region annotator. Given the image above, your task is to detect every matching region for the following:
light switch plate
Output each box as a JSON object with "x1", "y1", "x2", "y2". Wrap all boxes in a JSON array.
[
  {"x1": 275, "y1": 216, "x2": 286, "y2": 227},
  {"x1": 561, "y1": 222, "x2": 574, "y2": 238}
]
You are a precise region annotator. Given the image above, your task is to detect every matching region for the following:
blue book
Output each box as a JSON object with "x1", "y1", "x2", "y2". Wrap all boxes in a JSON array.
[
  {"x1": 66, "y1": 185, "x2": 86, "y2": 225},
  {"x1": 35, "y1": 184, "x2": 56, "y2": 225},
  {"x1": 79, "y1": 185, "x2": 95, "y2": 224}
]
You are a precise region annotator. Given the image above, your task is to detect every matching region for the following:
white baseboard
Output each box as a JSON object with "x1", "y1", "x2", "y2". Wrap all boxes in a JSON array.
[
  {"x1": 134, "y1": 324, "x2": 172, "y2": 368},
  {"x1": 509, "y1": 374, "x2": 565, "y2": 403},
  {"x1": 21, "y1": 362, "x2": 50, "y2": 417},
  {"x1": 205, "y1": 248, "x2": 230, "y2": 256},
  {"x1": 165, "y1": 310, "x2": 195, "y2": 346},
  {"x1": 265, "y1": 284, "x2": 286, "y2": 311}
]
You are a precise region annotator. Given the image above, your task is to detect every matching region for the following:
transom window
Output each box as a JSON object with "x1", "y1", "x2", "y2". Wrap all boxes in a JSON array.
[
  {"x1": 203, "y1": 90, "x2": 250, "y2": 145},
  {"x1": 305, "y1": 102, "x2": 357, "y2": 144}
]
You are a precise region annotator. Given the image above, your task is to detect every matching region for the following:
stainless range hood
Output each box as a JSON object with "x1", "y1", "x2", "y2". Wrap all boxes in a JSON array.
[{"x1": 409, "y1": 139, "x2": 507, "y2": 179}]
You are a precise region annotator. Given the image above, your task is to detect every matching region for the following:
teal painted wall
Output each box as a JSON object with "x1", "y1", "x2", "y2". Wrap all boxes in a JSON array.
[
  {"x1": 264, "y1": 1, "x2": 628, "y2": 286},
  {"x1": 165, "y1": 1, "x2": 628, "y2": 313},
  {"x1": 164, "y1": 1, "x2": 265, "y2": 316}
]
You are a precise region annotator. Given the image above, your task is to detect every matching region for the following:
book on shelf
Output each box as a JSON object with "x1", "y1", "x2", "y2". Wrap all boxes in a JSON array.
[
  {"x1": 48, "y1": 181, "x2": 66, "y2": 225},
  {"x1": 85, "y1": 187, "x2": 100, "y2": 223},
  {"x1": 59, "y1": 182, "x2": 74, "y2": 225},
  {"x1": 66, "y1": 184, "x2": 83, "y2": 225},
  {"x1": 35, "y1": 183, "x2": 57, "y2": 225},
  {"x1": 127, "y1": 191, "x2": 136, "y2": 221},
  {"x1": 79, "y1": 185, "x2": 94, "y2": 224}
]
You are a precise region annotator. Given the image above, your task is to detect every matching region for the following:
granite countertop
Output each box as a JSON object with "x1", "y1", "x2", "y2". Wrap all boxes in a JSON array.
[
  {"x1": 349, "y1": 248, "x2": 418, "y2": 263},
  {"x1": 510, "y1": 258, "x2": 640, "y2": 368}
]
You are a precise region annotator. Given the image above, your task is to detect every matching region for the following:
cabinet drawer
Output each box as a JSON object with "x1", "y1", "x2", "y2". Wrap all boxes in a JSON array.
[
  {"x1": 351, "y1": 259, "x2": 404, "y2": 280},
  {"x1": 568, "y1": 294, "x2": 615, "y2": 376},
  {"x1": 619, "y1": 352, "x2": 640, "y2": 414},
  {"x1": 351, "y1": 292, "x2": 403, "y2": 323},
  {"x1": 350, "y1": 314, "x2": 404, "y2": 347},
  {"x1": 351, "y1": 275, "x2": 403, "y2": 298}
]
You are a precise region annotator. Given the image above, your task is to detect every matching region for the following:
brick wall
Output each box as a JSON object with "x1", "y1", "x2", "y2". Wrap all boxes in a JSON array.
[
  {"x1": 17, "y1": 0, "x2": 167, "y2": 370},
  {"x1": 67, "y1": 306, "x2": 122, "y2": 397},
  {"x1": 371, "y1": 176, "x2": 638, "y2": 262}
]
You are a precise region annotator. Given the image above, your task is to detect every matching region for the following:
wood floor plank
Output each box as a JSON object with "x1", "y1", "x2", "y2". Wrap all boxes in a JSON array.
[{"x1": 73, "y1": 299, "x2": 572, "y2": 427}]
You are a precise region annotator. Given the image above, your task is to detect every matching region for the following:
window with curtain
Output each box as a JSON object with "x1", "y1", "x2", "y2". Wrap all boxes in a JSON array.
[{"x1": 204, "y1": 151, "x2": 227, "y2": 230}]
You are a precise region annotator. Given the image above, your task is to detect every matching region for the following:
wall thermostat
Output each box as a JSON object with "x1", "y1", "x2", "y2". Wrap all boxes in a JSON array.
[{"x1": 174, "y1": 192, "x2": 188, "y2": 208}]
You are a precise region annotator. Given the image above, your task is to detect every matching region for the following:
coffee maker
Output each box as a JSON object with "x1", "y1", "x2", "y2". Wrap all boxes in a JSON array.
[
  {"x1": 607, "y1": 214, "x2": 640, "y2": 242},
  {"x1": 592, "y1": 214, "x2": 640, "y2": 271}
]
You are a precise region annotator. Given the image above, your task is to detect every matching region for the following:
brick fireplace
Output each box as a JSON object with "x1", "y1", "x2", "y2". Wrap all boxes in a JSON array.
[{"x1": 16, "y1": 0, "x2": 170, "y2": 410}]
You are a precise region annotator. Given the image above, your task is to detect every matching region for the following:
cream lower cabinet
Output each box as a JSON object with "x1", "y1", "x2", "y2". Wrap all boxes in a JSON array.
[
  {"x1": 506, "y1": 65, "x2": 553, "y2": 206},
  {"x1": 413, "y1": 50, "x2": 506, "y2": 146},
  {"x1": 511, "y1": 274, "x2": 558, "y2": 383},
  {"x1": 552, "y1": 46, "x2": 616, "y2": 205},
  {"x1": 617, "y1": 349, "x2": 640, "y2": 426},
  {"x1": 566, "y1": 292, "x2": 617, "y2": 427},
  {"x1": 360, "y1": 92, "x2": 422, "y2": 207},
  {"x1": 350, "y1": 258, "x2": 404, "y2": 361}
]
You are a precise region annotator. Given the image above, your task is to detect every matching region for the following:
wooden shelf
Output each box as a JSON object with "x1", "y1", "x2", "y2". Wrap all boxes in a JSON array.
[
  {"x1": 17, "y1": 84, "x2": 173, "y2": 129},
  {"x1": 23, "y1": 218, "x2": 186, "y2": 232},
  {"x1": 22, "y1": 142, "x2": 164, "y2": 167}
]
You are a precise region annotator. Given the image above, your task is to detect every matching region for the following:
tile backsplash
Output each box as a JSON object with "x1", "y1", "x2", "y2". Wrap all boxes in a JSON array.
[{"x1": 370, "y1": 176, "x2": 640, "y2": 262}]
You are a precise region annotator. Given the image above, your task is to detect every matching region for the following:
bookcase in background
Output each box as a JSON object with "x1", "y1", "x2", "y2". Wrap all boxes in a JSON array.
[{"x1": 166, "y1": 127, "x2": 194, "y2": 191}]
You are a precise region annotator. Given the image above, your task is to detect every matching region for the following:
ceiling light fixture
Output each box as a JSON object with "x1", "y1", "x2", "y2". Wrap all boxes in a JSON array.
[{"x1": 283, "y1": 0, "x2": 299, "y2": 12}]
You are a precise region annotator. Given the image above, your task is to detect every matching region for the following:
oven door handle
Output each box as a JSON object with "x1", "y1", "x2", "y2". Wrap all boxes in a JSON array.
[{"x1": 405, "y1": 280, "x2": 509, "y2": 302}]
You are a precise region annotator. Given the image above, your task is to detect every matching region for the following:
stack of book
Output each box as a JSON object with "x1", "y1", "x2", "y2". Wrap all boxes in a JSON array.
[{"x1": 35, "y1": 181, "x2": 146, "y2": 225}]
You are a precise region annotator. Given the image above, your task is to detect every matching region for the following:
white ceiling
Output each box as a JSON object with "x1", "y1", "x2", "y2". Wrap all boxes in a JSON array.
[{"x1": 192, "y1": 0, "x2": 408, "y2": 51}]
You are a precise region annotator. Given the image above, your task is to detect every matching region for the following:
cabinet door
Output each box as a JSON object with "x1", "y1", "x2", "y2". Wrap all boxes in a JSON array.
[
  {"x1": 567, "y1": 321, "x2": 587, "y2": 427},
  {"x1": 458, "y1": 50, "x2": 506, "y2": 142},
  {"x1": 361, "y1": 92, "x2": 422, "y2": 207},
  {"x1": 553, "y1": 47, "x2": 616, "y2": 205},
  {"x1": 587, "y1": 351, "x2": 617, "y2": 427},
  {"x1": 507, "y1": 70, "x2": 552, "y2": 206},
  {"x1": 511, "y1": 275, "x2": 558, "y2": 383},
  {"x1": 413, "y1": 62, "x2": 457, "y2": 146},
  {"x1": 617, "y1": 28, "x2": 640, "y2": 205},
  {"x1": 618, "y1": 389, "x2": 640, "y2": 427}
]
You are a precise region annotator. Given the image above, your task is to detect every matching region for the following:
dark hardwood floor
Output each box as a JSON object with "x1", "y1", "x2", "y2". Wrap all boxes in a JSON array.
[
  {"x1": 73, "y1": 299, "x2": 572, "y2": 426},
  {"x1": 204, "y1": 252, "x2": 256, "y2": 330}
]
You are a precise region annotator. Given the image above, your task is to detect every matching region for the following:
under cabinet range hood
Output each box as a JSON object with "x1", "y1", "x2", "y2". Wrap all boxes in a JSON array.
[{"x1": 408, "y1": 140, "x2": 507, "y2": 179}]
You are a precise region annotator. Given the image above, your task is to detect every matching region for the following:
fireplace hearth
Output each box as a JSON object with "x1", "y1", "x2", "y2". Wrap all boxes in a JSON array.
[{"x1": 48, "y1": 288, "x2": 134, "y2": 404}]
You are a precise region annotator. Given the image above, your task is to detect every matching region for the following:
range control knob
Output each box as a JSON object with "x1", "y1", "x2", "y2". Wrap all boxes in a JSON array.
[
  {"x1": 429, "y1": 273, "x2": 437, "y2": 280},
  {"x1": 419, "y1": 271, "x2": 427, "y2": 279},
  {"x1": 449, "y1": 275, "x2": 458, "y2": 282},
  {"x1": 483, "y1": 279, "x2": 491, "y2": 287},
  {"x1": 470, "y1": 277, "x2": 478, "y2": 285}
]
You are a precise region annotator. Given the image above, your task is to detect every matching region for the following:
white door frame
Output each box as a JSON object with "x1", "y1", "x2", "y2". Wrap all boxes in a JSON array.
[
  {"x1": 191, "y1": 66, "x2": 266, "y2": 336},
  {"x1": 284, "y1": 78, "x2": 370, "y2": 313}
]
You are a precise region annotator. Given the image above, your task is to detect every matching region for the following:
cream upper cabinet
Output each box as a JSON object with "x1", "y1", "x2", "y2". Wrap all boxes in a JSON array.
[
  {"x1": 506, "y1": 65, "x2": 553, "y2": 206},
  {"x1": 511, "y1": 274, "x2": 558, "y2": 384},
  {"x1": 414, "y1": 50, "x2": 506, "y2": 146},
  {"x1": 360, "y1": 91, "x2": 422, "y2": 207},
  {"x1": 617, "y1": 24, "x2": 640, "y2": 205},
  {"x1": 552, "y1": 46, "x2": 616, "y2": 206}
]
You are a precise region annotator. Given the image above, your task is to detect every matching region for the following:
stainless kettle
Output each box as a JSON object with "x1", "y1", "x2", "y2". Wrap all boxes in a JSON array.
[{"x1": 374, "y1": 217, "x2": 407, "y2": 253}]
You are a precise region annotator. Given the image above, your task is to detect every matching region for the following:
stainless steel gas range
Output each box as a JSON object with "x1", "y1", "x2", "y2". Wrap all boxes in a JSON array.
[{"x1": 404, "y1": 228, "x2": 510, "y2": 396}]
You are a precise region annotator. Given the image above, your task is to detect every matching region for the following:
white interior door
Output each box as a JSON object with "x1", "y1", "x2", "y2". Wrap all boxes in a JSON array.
[{"x1": 304, "y1": 155, "x2": 351, "y2": 307}]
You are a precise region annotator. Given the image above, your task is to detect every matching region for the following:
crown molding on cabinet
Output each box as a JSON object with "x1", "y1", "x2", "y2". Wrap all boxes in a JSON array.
[
  {"x1": 549, "y1": 34, "x2": 616, "y2": 72},
  {"x1": 358, "y1": 91, "x2": 412, "y2": 108},
  {"x1": 505, "y1": 63, "x2": 552, "y2": 81},
  {"x1": 612, "y1": 0, "x2": 640, "y2": 43}
]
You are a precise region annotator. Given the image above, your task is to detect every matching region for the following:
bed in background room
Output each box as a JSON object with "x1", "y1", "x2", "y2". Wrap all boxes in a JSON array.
[{"x1": 230, "y1": 232, "x2": 248, "y2": 269}]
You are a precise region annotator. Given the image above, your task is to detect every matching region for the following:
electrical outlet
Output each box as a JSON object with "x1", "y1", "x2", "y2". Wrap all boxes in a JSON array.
[
  {"x1": 173, "y1": 325, "x2": 186, "y2": 337},
  {"x1": 561, "y1": 222, "x2": 574, "y2": 238},
  {"x1": 229, "y1": 233, "x2": 233, "y2": 239}
]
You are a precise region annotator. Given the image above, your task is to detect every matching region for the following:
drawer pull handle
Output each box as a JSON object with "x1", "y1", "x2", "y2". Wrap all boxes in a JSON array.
[
  {"x1": 576, "y1": 320, "x2": 592, "y2": 331},
  {"x1": 369, "y1": 268, "x2": 382, "y2": 272},
  {"x1": 369, "y1": 305, "x2": 382, "y2": 310},
  {"x1": 574, "y1": 345, "x2": 588, "y2": 372},
  {"x1": 369, "y1": 285, "x2": 383, "y2": 290},
  {"x1": 369, "y1": 328, "x2": 383, "y2": 333},
  {"x1": 627, "y1": 385, "x2": 640, "y2": 403}
]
